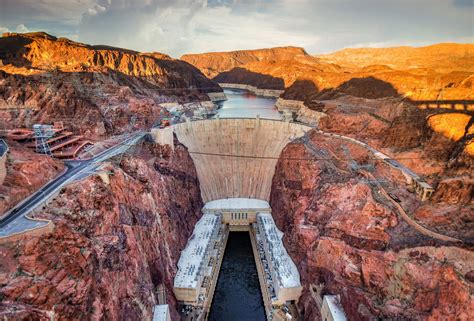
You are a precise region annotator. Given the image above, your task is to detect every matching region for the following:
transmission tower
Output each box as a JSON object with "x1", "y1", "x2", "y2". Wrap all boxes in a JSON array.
[{"x1": 33, "y1": 124, "x2": 55, "y2": 155}]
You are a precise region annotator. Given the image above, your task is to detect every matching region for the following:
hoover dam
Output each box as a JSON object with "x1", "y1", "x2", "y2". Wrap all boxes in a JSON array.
[
  {"x1": 153, "y1": 118, "x2": 311, "y2": 202},
  {"x1": 152, "y1": 90, "x2": 311, "y2": 320}
]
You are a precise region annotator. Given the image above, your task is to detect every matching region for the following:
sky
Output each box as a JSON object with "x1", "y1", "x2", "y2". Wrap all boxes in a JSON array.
[{"x1": 0, "y1": 0, "x2": 473, "y2": 57}]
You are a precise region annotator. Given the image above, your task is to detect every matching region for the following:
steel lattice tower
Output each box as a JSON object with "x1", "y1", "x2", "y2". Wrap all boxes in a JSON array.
[{"x1": 33, "y1": 124, "x2": 55, "y2": 155}]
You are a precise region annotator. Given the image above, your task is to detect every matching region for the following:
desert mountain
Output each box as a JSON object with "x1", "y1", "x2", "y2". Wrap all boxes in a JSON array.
[
  {"x1": 182, "y1": 43, "x2": 474, "y2": 101},
  {"x1": 0, "y1": 32, "x2": 220, "y2": 91},
  {"x1": 317, "y1": 43, "x2": 474, "y2": 72},
  {"x1": 181, "y1": 46, "x2": 318, "y2": 78},
  {"x1": 0, "y1": 32, "x2": 221, "y2": 137}
]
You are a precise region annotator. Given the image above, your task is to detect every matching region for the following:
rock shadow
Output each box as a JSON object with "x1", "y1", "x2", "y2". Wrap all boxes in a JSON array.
[
  {"x1": 316, "y1": 76, "x2": 400, "y2": 100},
  {"x1": 213, "y1": 67, "x2": 285, "y2": 90}
]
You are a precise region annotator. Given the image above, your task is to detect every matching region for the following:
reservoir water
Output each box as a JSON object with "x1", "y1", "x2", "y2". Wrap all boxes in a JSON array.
[
  {"x1": 215, "y1": 88, "x2": 282, "y2": 120},
  {"x1": 208, "y1": 232, "x2": 266, "y2": 321}
]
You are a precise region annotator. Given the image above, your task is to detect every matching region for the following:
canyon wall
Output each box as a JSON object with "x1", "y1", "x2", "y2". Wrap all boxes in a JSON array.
[
  {"x1": 0, "y1": 145, "x2": 65, "y2": 214},
  {"x1": 270, "y1": 130, "x2": 473, "y2": 320},
  {"x1": 0, "y1": 140, "x2": 203, "y2": 320},
  {"x1": 0, "y1": 32, "x2": 222, "y2": 138},
  {"x1": 182, "y1": 43, "x2": 474, "y2": 101},
  {"x1": 0, "y1": 32, "x2": 220, "y2": 92},
  {"x1": 153, "y1": 119, "x2": 311, "y2": 203},
  {"x1": 181, "y1": 46, "x2": 310, "y2": 78}
]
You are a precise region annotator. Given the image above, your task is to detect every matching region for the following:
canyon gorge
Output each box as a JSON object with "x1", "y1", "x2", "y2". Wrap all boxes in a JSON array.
[{"x1": 0, "y1": 31, "x2": 473, "y2": 321}]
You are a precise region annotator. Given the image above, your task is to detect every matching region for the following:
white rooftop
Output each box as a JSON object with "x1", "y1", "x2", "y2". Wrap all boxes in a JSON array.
[
  {"x1": 152, "y1": 304, "x2": 170, "y2": 321},
  {"x1": 417, "y1": 181, "x2": 433, "y2": 189},
  {"x1": 257, "y1": 213, "x2": 301, "y2": 289},
  {"x1": 204, "y1": 198, "x2": 270, "y2": 210},
  {"x1": 174, "y1": 213, "x2": 220, "y2": 289},
  {"x1": 323, "y1": 295, "x2": 347, "y2": 321}
]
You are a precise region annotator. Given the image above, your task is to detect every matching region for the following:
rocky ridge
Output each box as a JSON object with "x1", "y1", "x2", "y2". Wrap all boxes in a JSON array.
[
  {"x1": 270, "y1": 132, "x2": 473, "y2": 320},
  {"x1": 0, "y1": 139, "x2": 203, "y2": 320},
  {"x1": 181, "y1": 46, "x2": 313, "y2": 78},
  {"x1": 0, "y1": 32, "x2": 222, "y2": 138},
  {"x1": 317, "y1": 43, "x2": 474, "y2": 73},
  {"x1": 182, "y1": 44, "x2": 474, "y2": 100}
]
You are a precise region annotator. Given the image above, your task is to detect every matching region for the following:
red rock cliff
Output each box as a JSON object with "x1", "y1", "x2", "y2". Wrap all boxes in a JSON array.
[
  {"x1": 0, "y1": 32, "x2": 222, "y2": 138},
  {"x1": 181, "y1": 46, "x2": 310, "y2": 78},
  {"x1": 0, "y1": 139, "x2": 203, "y2": 320},
  {"x1": 270, "y1": 131, "x2": 473, "y2": 320}
]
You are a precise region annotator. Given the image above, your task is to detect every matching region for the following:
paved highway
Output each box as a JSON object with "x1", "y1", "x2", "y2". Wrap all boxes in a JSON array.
[{"x1": 0, "y1": 131, "x2": 146, "y2": 237}]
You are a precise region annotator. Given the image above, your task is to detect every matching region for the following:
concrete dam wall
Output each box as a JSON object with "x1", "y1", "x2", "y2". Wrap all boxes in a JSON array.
[{"x1": 152, "y1": 119, "x2": 311, "y2": 202}]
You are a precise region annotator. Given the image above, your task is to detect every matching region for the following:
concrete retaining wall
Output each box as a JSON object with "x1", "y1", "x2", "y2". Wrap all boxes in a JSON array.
[
  {"x1": 168, "y1": 119, "x2": 311, "y2": 202},
  {"x1": 0, "y1": 139, "x2": 8, "y2": 185},
  {"x1": 0, "y1": 153, "x2": 6, "y2": 185},
  {"x1": 207, "y1": 92, "x2": 227, "y2": 102},
  {"x1": 297, "y1": 105, "x2": 327, "y2": 127},
  {"x1": 218, "y1": 83, "x2": 284, "y2": 98},
  {"x1": 275, "y1": 98, "x2": 305, "y2": 112},
  {"x1": 150, "y1": 127, "x2": 175, "y2": 150}
]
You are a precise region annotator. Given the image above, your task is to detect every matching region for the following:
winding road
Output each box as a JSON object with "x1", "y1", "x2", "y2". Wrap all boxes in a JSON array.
[{"x1": 0, "y1": 131, "x2": 146, "y2": 238}]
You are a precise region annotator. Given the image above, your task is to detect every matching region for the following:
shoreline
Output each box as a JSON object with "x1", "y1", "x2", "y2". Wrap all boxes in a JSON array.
[{"x1": 218, "y1": 83, "x2": 284, "y2": 98}]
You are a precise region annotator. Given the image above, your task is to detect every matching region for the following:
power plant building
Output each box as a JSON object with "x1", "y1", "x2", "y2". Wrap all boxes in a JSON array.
[
  {"x1": 173, "y1": 213, "x2": 222, "y2": 305},
  {"x1": 255, "y1": 213, "x2": 302, "y2": 305},
  {"x1": 203, "y1": 198, "x2": 271, "y2": 228}
]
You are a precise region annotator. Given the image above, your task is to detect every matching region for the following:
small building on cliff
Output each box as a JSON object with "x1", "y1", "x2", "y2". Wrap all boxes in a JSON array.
[
  {"x1": 321, "y1": 295, "x2": 347, "y2": 321},
  {"x1": 0, "y1": 139, "x2": 8, "y2": 185},
  {"x1": 152, "y1": 305, "x2": 171, "y2": 321}
]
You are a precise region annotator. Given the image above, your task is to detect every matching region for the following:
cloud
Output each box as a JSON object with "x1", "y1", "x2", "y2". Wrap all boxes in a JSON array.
[
  {"x1": 1, "y1": 0, "x2": 472, "y2": 56},
  {"x1": 87, "y1": 4, "x2": 106, "y2": 16},
  {"x1": 0, "y1": 24, "x2": 31, "y2": 34},
  {"x1": 15, "y1": 24, "x2": 30, "y2": 33},
  {"x1": 77, "y1": 0, "x2": 320, "y2": 56}
]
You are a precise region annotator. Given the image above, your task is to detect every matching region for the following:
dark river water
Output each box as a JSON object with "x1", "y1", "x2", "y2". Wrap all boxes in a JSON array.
[
  {"x1": 208, "y1": 232, "x2": 266, "y2": 321},
  {"x1": 215, "y1": 88, "x2": 282, "y2": 120}
]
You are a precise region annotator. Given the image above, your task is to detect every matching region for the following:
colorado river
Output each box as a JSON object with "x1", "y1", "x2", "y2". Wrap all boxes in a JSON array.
[
  {"x1": 208, "y1": 232, "x2": 266, "y2": 321},
  {"x1": 215, "y1": 88, "x2": 282, "y2": 120}
]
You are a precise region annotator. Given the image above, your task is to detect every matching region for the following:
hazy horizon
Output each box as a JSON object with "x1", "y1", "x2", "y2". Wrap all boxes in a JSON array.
[{"x1": 1, "y1": 0, "x2": 473, "y2": 57}]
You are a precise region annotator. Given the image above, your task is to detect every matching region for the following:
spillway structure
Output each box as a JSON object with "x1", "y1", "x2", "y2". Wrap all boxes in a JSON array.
[{"x1": 152, "y1": 118, "x2": 311, "y2": 321}]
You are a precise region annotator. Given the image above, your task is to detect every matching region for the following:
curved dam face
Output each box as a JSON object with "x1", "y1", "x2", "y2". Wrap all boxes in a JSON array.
[{"x1": 151, "y1": 118, "x2": 311, "y2": 202}]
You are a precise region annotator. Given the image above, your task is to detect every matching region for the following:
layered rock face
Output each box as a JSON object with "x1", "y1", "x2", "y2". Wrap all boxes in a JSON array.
[
  {"x1": 0, "y1": 145, "x2": 64, "y2": 214},
  {"x1": 0, "y1": 32, "x2": 222, "y2": 138},
  {"x1": 270, "y1": 132, "x2": 473, "y2": 320},
  {"x1": 182, "y1": 43, "x2": 474, "y2": 101},
  {"x1": 0, "y1": 140, "x2": 203, "y2": 320},
  {"x1": 0, "y1": 32, "x2": 219, "y2": 91},
  {"x1": 181, "y1": 46, "x2": 311, "y2": 78},
  {"x1": 317, "y1": 43, "x2": 474, "y2": 73}
]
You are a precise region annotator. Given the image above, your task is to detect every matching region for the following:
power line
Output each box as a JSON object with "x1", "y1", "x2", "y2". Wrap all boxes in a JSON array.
[{"x1": 185, "y1": 150, "x2": 431, "y2": 162}]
